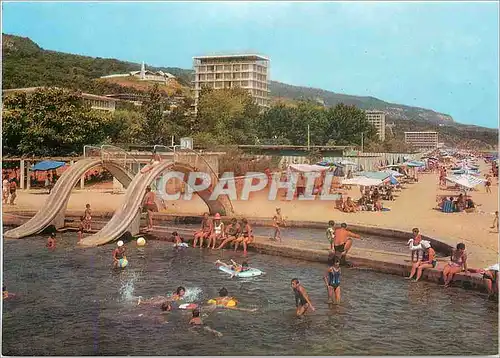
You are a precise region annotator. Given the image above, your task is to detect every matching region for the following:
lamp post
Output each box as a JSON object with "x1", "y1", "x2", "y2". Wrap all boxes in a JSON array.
[{"x1": 361, "y1": 132, "x2": 364, "y2": 153}]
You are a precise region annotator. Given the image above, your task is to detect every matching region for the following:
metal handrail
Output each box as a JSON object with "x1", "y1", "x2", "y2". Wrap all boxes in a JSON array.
[
  {"x1": 174, "y1": 147, "x2": 234, "y2": 213},
  {"x1": 100, "y1": 145, "x2": 140, "y2": 175},
  {"x1": 83, "y1": 145, "x2": 102, "y2": 158}
]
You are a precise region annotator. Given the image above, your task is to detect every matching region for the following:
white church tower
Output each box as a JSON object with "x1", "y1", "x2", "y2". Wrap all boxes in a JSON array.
[{"x1": 140, "y1": 62, "x2": 146, "y2": 80}]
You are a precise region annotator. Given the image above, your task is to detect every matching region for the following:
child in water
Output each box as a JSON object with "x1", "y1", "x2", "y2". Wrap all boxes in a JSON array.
[
  {"x1": 77, "y1": 216, "x2": 85, "y2": 241},
  {"x1": 324, "y1": 257, "x2": 342, "y2": 304},
  {"x1": 189, "y1": 308, "x2": 223, "y2": 336},
  {"x1": 326, "y1": 220, "x2": 335, "y2": 251},
  {"x1": 216, "y1": 259, "x2": 249, "y2": 278},
  {"x1": 46, "y1": 232, "x2": 56, "y2": 249}
]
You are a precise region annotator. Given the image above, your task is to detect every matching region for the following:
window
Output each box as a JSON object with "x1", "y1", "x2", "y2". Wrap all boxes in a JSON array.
[
  {"x1": 214, "y1": 82, "x2": 222, "y2": 88},
  {"x1": 216, "y1": 73, "x2": 222, "y2": 80},
  {"x1": 224, "y1": 65, "x2": 232, "y2": 71},
  {"x1": 232, "y1": 73, "x2": 240, "y2": 79},
  {"x1": 208, "y1": 65, "x2": 215, "y2": 71},
  {"x1": 241, "y1": 80, "x2": 249, "y2": 87},
  {"x1": 216, "y1": 65, "x2": 223, "y2": 71},
  {"x1": 241, "y1": 73, "x2": 249, "y2": 79},
  {"x1": 207, "y1": 73, "x2": 214, "y2": 80},
  {"x1": 233, "y1": 64, "x2": 241, "y2": 71},
  {"x1": 241, "y1": 64, "x2": 248, "y2": 70},
  {"x1": 224, "y1": 73, "x2": 231, "y2": 80}
]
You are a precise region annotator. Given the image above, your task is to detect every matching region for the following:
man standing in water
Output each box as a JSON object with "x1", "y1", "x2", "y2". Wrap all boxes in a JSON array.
[
  {"x1": 291, "y1": 278, "x2": 315, "y2": 316},
  {"x1": 333, "y1": 223, "x2": 361, "y2": 265},
  {"x1": 142, "y1": 186, "x2": 157, "y2": 231}
]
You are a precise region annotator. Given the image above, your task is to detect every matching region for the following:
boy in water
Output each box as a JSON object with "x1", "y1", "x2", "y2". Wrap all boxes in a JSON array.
[
  {"x1": 324, "y1": 258, "x2": 341, "y2": 304},
  {"x1": 77, "y1": 216, "x2": 85, "y2": 241},
  {"x1": 291, "y1": 278, "x2": 315, "y2": 316},
  {"x1": 84, "y1": 204, "x2": 92, "y2": 231},
  {"x1": 189, "y1": 308, "x2": 223, "y2": 336},
  {"x1": 216, "y1": 259, "x2": 249, "y2": 278},
  {"x1": 112, "y1": 240, "x2": 126, "y2": 268},
  {"x1": 171, "y1": 231, "x2": 183, "y2": 245},
  {"x1": 46, "y1": 232, "x2": 56, "y2": 249},
  {"x1": 326, "y1": 220, "x2": 335, "y2": 251}
]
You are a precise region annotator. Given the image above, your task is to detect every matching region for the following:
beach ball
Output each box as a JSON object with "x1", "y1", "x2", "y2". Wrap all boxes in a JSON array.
[
  {"x1": 136, "y1": 237, "x2": 146, "y2": 247},
  {"x1": 119, "y1": 258, "x2": 128, "y2": 268}
]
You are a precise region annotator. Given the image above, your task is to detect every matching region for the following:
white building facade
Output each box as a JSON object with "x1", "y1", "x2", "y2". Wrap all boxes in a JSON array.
[
  {"x1": 192, "y1": 54, "x2": 270, "y2": 113},
  {"x1": 404, "y1": 131, "x2": 439, "y2": 151},
  {"x1": 365, "y1": 110, "x2": 386, "y2": 141}
]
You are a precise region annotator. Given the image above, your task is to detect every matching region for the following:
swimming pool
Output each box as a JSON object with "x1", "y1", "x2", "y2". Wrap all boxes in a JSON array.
[{"x1": 2, "y1": 233, "x2": 498, "y2": 355}]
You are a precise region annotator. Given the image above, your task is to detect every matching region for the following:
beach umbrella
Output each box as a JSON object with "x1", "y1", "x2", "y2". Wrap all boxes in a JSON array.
[
  {"x1": 355, "y1": 171, "x2": 392, "y2": 181},
  {"x1": 445, "y1": 174, "x2": 485, "y2": 189},
  {"x1": 342, "y1": 177, "x2": 383, "y2": 186},
  {"x1": 30, "y1": 160, "x2": 66, "y2": 171},
  {"x1": 383, "y1": 169, "x2": 403, "y2": 177}
]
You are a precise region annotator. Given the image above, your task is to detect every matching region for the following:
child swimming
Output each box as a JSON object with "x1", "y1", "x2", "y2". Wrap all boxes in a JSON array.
[
  {"x1": 215, "y1": 259, "x2": 249, "y2": 278},
  {"x1": 46, "y1": 232, "x2": 56, "y2": 249}
]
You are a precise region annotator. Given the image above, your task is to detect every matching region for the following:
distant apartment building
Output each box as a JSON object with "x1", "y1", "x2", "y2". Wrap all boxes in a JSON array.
[
  {"x1": 3, "y1": 87, "x2": 116, "y2": 112},
  {"x1": 365, "y1": 110, "x2": 386, "y2": 141},
  {"x1": 192, "y1": 54, "x2": 270, "y2": 113},
  {"x1": 404, "y1": 131, "x2": 439, "y2": 151}
]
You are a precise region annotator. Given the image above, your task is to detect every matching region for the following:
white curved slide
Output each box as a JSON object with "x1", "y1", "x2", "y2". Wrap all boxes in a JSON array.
[
  {"x1": 79, "y1": 161, "x2": 175, "y2": 247},
  {"x1": 4, "y1": 158, "x2": 134, "y2": 239}
]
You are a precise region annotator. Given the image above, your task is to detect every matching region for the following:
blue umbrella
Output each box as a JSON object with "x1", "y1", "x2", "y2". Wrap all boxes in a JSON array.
[{"x1": 30, "y1": 160, "x2": 66, "y2": 171}]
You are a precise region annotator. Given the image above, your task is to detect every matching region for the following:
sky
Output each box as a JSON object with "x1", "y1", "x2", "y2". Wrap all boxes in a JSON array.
[{"x1": 2, "y1": 1, "x2": 499, "y2": 128}]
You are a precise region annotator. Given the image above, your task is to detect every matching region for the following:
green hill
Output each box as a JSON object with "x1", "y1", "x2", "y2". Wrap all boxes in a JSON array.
[{"x1": 2, "y1": 33, "x2": 498, "y2": 149}]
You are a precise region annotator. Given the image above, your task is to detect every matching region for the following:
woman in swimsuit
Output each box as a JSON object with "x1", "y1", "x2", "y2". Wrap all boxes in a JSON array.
[
  {"x1": 291, "y1": 278, "x2": 315, "y2": 316},
  {"x1": 442, "y1": 243, "x2": 468, "y2": 287},
  {"x1": 193, "y1": 213, "x2": 212, "y2": 248},
  {"x1": 142, "y1": 186, "x2": 158, "y2": 231},
  {"x1": 415, "y1": 241, "x2": 437, "y2": 281},
  {"x1": 324, "y1": 258, "x2": 341, "y2": 304},
  {"x1": 216, "y1": 218, "x2": 240, "y2": 250},
  {"x1": 234, "y1": 218, "x2": 253, "y2": 255},
  {"x1": 209, "y1": 213, "x2": 225, "y2": 249}
]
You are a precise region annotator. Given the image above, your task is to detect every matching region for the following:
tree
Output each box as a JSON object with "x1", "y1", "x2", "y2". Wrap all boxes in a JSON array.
[
  {"x1": 141, "y1": 84, "x2": 170, "y2": 145},
  {"x1": 108, "y1": 109, "x2": 145, "y2": 145},
  {"x1": 2, "y1": 88, "x2": 115, "y2": 156},
  {"x1": 325, "y1": 104, "x2": 378, "y2": 146},
  {"x1": 196, "y1": 87, "x2": 260, "y2": 145}
]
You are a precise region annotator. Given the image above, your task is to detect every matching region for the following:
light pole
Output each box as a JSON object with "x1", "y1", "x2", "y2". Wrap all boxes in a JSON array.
[
  {"x1": 307, "y1": 124, "x2": 311, "y2": 150},
  {"x1": 361, "y1": 132, "x2": 364, "y2": 153}
]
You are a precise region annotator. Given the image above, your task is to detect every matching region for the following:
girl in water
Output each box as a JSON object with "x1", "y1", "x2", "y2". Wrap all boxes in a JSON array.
[{"x1": 324, "y1": 258, "x2": 341, "y2": 304}]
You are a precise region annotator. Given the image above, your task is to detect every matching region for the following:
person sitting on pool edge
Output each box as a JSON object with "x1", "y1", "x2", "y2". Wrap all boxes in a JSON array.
[
  {"x1": 216, "y1": 218, "x2": 241, "y2": 250},
  {"x1": 324, "y1": 257, "x2": 341, "y2": 304},
  {"x1": 216, "y1": 259, "x2": 249, "y2": 278},
  {"x1": 291, "y1": 278, "x2": 315, "y2": 316}
]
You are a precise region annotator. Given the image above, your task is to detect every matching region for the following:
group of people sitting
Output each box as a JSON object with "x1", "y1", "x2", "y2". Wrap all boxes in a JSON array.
[
  {"x1": 438, "y1": 194, "x2": 476, "y2": 213},
  {"x1": 407, "y1": 228, "x2": 498, "y2": 298},
  {"x1": 337, "y1": 186, "x2": 388, "y2": 213},
  {"x1": 192, "y1": 212, "x2": 254, "y2": 255}
]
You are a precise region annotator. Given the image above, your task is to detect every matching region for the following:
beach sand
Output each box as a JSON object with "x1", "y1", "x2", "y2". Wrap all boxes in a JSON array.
[{"x1": 3, "y1": 161, "x2": 498, "y2": 268}]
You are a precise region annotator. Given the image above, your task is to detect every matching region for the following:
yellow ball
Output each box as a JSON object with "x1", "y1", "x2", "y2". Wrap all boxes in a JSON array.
[{"x1": 136, "y1": 237, "x2": 146, "y2": 246}]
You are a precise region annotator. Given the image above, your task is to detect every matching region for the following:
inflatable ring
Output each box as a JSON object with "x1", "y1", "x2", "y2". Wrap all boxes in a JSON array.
[{"x1": 118, "y1": 258, "x2": 128, "y2": 268}]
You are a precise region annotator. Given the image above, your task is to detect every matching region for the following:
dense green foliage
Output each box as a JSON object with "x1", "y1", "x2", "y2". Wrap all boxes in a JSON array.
[{"x1": 2, "y1": 88, "x2": 116, "y2": 156}]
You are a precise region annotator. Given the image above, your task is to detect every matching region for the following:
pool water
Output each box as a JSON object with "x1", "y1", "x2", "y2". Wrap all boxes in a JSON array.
[{"x1": 2, "y1": 233, "x2": 498, "y2": 355}]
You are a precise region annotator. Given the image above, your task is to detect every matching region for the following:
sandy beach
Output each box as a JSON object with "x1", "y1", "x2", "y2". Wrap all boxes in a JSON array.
[{"x1": 3, "y1": 161, "x2": 498, "y2": 268}]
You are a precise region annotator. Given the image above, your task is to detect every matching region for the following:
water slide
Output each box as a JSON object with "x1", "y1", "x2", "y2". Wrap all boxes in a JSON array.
[
  {"x1": 3, "y1": 158, "x2": 134, "y2": 239},
  {"x1": 79, "y1": 161, "x2": 175, "y2": 247}
]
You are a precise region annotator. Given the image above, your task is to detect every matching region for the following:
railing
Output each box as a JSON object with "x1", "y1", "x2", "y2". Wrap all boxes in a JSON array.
[
  {"x1": 100, "y1": 145, "x2": 140, "y2": 175},
  {"x1": 173, "y1": 147, "x2": 234, "y2": 214},
  {"x1": 83, "y1": 145, "x2": 102, "y2": 158}
]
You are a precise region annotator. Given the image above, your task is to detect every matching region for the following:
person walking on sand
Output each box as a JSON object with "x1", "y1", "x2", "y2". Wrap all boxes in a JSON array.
[
  {"x1": 485, "y1": 175, "x2": 492, "y2": 193},
  {"x1": 2, "y1": 176, "x2": 10, "y2": 204},
  {"x1": 333, "y1": 223, "x2": 361, "y2": 265},
  {"x1": 491, "y1": 211, "x2": 499, "y2": 232},
  {"x1": 8, "y1": 178, "x2": 17, "y2": 205},
  {"x1": 291, "y1": 278, "x2": 315, "y2": 316},
  {"x1": 142, "y1": 186, "x2": 157, "y2": 231}
]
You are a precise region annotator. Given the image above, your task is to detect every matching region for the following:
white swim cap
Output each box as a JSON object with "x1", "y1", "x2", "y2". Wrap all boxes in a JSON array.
[
  {"x1": 421, "y1": 240, "x2": 431, "y2": 249},
  {"x1": 117, "y1": 240, "x2": 124, "y2": 247}
]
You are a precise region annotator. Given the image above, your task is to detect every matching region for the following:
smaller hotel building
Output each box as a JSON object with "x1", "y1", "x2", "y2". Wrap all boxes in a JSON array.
[
  {"x1": 404, "y1": 131, "x2": 439, "y2": 151},
  {"x1": 365, "y1": 110, "x2": 386, "y2": 141}
]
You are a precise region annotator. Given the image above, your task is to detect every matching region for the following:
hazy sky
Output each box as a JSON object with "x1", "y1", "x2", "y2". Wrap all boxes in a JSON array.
[{"x1": 2, "y1": 1, "x2": 499, "y2": 128}]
